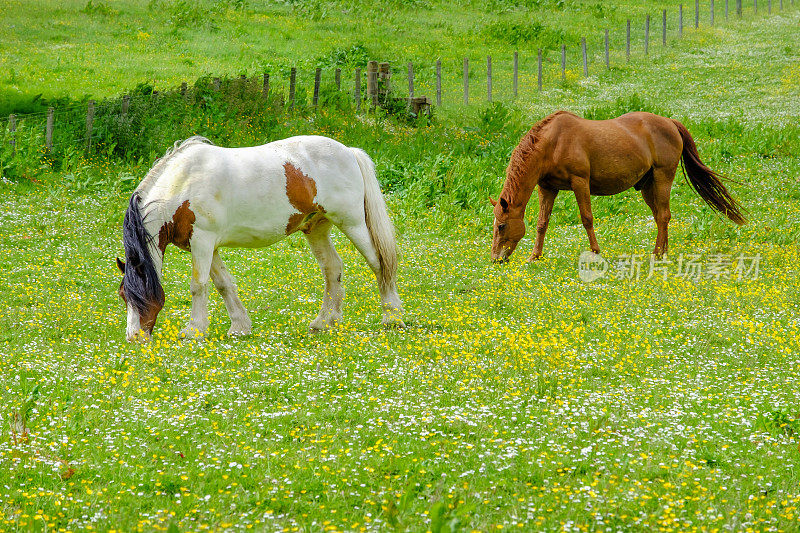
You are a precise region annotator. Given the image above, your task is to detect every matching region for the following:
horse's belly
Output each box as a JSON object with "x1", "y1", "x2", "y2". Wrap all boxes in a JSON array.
[
  {"x1": 217, "y1": 226, "x2": 287, "y2": 248},
  {"x1": 589, "y1": 179, "x2": 639, "y2": 196}
]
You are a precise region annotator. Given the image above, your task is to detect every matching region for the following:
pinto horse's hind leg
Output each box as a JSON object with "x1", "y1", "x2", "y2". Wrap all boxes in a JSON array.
[
  {"x1": 339, "y1": 221, "x2": 404, "y2": 328},
  {"x1": 181, "y1": 231, "x2": 215, "y2": 340},
  {"x1": 571, "y1": 177, "x2": 601, "y2": 254},
  {"x1": 304, "y1": 219, "x2": 345, "y2": 332},
  {"x1": 210, "y1": 250, "x2": 252, "y2": 336}
]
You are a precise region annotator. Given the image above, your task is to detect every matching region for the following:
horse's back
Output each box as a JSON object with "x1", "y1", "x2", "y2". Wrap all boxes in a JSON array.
[
  {"x1": 140, "y1": 136, "x2": 366, "y2": 248},
  {"x1": 543, "y1": 111, "x2": 682, "y2": 194}
]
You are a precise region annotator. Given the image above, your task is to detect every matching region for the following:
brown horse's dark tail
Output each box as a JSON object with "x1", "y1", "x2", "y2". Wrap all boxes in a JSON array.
[{"x1": 672, "y1": 119, "x2": 746, "y2": 225}]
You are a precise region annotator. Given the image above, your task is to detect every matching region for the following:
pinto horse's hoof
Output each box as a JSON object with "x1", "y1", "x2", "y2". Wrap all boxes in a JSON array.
[
  {"x1": 382, "y1": 314, "x2": 406, "y2": 329},
  {"x1": 227, "y1": 323, "x2": 252, "y2": 337},
  {"x1": 180, "y1": 326, "x2": 207, "y2": 341},
  {"x1": 309, "y1": 316, "x2": 340, "y2": 333}
]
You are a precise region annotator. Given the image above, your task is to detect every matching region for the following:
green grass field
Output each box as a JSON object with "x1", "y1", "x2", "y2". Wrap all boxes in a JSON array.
[{"x1": 1, "y1": 1, "x2": 800, "y2": 531}]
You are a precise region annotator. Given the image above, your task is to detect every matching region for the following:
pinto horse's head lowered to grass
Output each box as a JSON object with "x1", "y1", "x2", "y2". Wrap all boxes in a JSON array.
[
  {"x1": 117, "y1": 193, "x2": 165, "y2": 341},
  {"x1": 490, "y1": 196, "x2": 526, "y2": 263}
]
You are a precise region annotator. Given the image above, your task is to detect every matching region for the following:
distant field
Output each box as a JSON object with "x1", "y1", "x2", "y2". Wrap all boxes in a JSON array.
[
  {"x1": 0, "y1": 0, "x2": 765, "y2": 104},
  {"x1": 1, "y1": 0, "x2": 799, "y2": 531}
]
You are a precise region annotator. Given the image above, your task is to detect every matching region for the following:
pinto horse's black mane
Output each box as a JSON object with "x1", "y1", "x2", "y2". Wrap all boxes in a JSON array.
[{"x1": 121, "y1": 193, "x2": 165, "y2": 315}]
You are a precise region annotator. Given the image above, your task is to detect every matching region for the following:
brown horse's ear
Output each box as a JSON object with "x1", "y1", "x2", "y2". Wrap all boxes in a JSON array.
[
  {"x1": 116, "y1": 257, "x2": 126, "y2": 273},
  {"x1": 489, "y1": 197, "x2": 497, "y2": 207},
  {"x1": 499, "y1": 197, "x2": 509, "y2": 212}
]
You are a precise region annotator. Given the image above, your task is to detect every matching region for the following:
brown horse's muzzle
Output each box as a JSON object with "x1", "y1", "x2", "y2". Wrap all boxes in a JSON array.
[{"x1": 491, "y1": 247, "x2": 512, "y2": 263}]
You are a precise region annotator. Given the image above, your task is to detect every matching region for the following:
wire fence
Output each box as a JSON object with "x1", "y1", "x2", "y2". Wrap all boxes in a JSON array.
[{"x1": 0, "y1": 0, "x2": 795, "y2": 161}]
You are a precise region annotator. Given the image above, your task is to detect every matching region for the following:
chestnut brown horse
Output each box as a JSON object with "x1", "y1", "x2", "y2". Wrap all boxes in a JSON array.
[{"x1": 490, "y1": 111, "x2": 745, "y2": 262}]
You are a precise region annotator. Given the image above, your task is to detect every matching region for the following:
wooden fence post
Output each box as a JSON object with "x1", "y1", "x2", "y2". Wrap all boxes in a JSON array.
[
  {"x1": 371, "y1": 66, "x2": 380, "y2": 108},
  {"x1": 46, "y1": 107, "x2": 54, "y2": 153},
  {"x1": 122, "y1": 94, "x2": 130, "y2": 115},
  {"x1": 463, "y1": 57, "x2": 469, "y2": 105},
  {"x1": 561, "y1": 44, "x2": 566, "y2": 81},
  {"x1": 695, "y1": 0, "x2": 700, "y2": 28},
  {"x1": 755, "y1": 0, "x2": 758, "y2": 15},
  {"x1": 85, "y1": 100, "x2": 95, "y2": 152},
  {"x1": 487, "y1": 55, "x2": 492, "y2": 102},
  {"x1": 262, "y1": 73, "x2": 270, "y2": 99},
  {"x1": 768, "y1": 0, "x2": 771, "y2": 13},
  {"x1": 436, "y1": 59, "x2": 442, "y2": 106},
  {"x1": 313, "y1": 67, "x2": 321, "y2": 108},
  {"x1": 737, "y1": 0, "x2": 742, "y2": 16},
  {"x1": 680, "y1": 5, "x2": 684, "y2": 36},
  {"x1": 536, "y1": 48, "x2": 542, "y2": 92},
  {"x1": 8, "y1": 114, "x2": 15, "y2": 153},
  {"x1": 645, "y1": 15, "x2": 650, "y2": 55},
  {"x1": 367, "y1": 61, "x2": 378, "y2": 106},
  {"x1": 711, "y1": 0, "x2": 715, "y2": 25},
  {"x1": 335, "y1": 68, "x2": 341, "y2": 91},
  {"x1": 180, "y1": 82, "x2": 187, "y2": 99},
  {"x1": 213, "y1": 77, "x2": 221, "y2": 91},
  {"x1": 605, "y1": 30, "x2": 610, "y2": 68},
  {"x1": 626, "y1": 20, "x2": 631, "y2": 61},
  {"x1": 581, "y1": 37, "x2": 588, "y2": 76},
  {"x1": 239, "y1": 74, "x2": 246, "y2": 97},
  {"x1": 289, "y1": 68, "x2": 296, "y2": 109},
  {"x1": 513, "y1": 51, "x2": 518, "y2": 98},
  {"x1": 355, "y1": 68, "x2": 362, "y2": 111},
  {"x1": 662, "y1": 10, "x2": 667, "y2": 45},
  {"x1": 379, "y1": 62, "x2": 391, "y2": 97},
  {"x1": 407, "y1": 62, "x2": 414, "y2": 99},
  {"x1": 368, "y1": 62, "x2": 379, "y2": 107}
]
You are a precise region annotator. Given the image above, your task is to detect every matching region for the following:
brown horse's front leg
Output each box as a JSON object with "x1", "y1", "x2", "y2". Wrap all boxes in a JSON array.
[
  {"x1": 528, "y1": 186, "x2": 559, "y2": 262},
  {"x1": 571, "y1": 178, "x2": 601, "y2": 254}
]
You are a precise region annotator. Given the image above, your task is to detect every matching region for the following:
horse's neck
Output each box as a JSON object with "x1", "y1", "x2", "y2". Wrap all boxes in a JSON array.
[
  {"x1": 504, "y1": 148, "x2": 541, "y2": 210},
  {"x1": 136, "y1": 184, "x2": 171, "y2": 274}
]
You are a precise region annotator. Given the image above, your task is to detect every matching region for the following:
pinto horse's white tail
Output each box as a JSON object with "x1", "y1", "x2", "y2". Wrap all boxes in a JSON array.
[{"x1": 350, "y1": 148, "x2": 398, "y2": 293}]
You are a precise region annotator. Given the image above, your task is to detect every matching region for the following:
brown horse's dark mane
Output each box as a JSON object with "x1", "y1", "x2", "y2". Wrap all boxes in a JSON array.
[{"x1": 502, "y1": 111, "x2": 577, "y2": 205}]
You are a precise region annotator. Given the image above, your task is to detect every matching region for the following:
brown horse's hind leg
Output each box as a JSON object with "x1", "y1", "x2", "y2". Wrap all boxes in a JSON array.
[
  {"x1": 644, "y1": 167, "x2": 676, "y2": 257},
  {"x1": 528, "y1": 186, "x2": 559, "y2": 262},
  {"x1": 571, "y1": 177, "x2": 601, "y2": 254}
]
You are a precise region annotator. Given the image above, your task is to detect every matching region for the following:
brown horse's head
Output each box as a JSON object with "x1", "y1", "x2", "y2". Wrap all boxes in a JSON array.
[{"x1": 490, "y1": 196, "x2": 525, "y2": 262}]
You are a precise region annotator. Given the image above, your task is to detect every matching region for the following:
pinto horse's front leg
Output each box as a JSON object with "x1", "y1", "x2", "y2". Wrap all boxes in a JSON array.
[
  {"x1": 210, "y1": 250, "x2": 252, "y2": 336},
  {"x1": 571, "y1": 177, "x2": 601, "y2": 254},
  {"x1": 181, "y1": 232, "x2": 215, "y2": 340}
]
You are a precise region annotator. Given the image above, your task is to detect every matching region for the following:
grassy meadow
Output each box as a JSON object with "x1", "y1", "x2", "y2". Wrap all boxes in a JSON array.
[{"x1": 1, "y1": 0, "x2": 800, "y2": 532}]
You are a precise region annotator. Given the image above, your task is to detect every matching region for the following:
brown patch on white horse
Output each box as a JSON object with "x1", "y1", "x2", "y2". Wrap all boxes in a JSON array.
[
  {"x1": 284, "y1": 162, "x2": 326, "y2": 234},
  {"x1": 158, "y1": 200, "x2": 196, "y2": 253}
]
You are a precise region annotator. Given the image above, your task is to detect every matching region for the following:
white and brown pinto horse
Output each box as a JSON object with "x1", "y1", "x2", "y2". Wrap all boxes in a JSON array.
[{"x1": 117, "y1": 136, "x2": 403, "y2": 341}]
